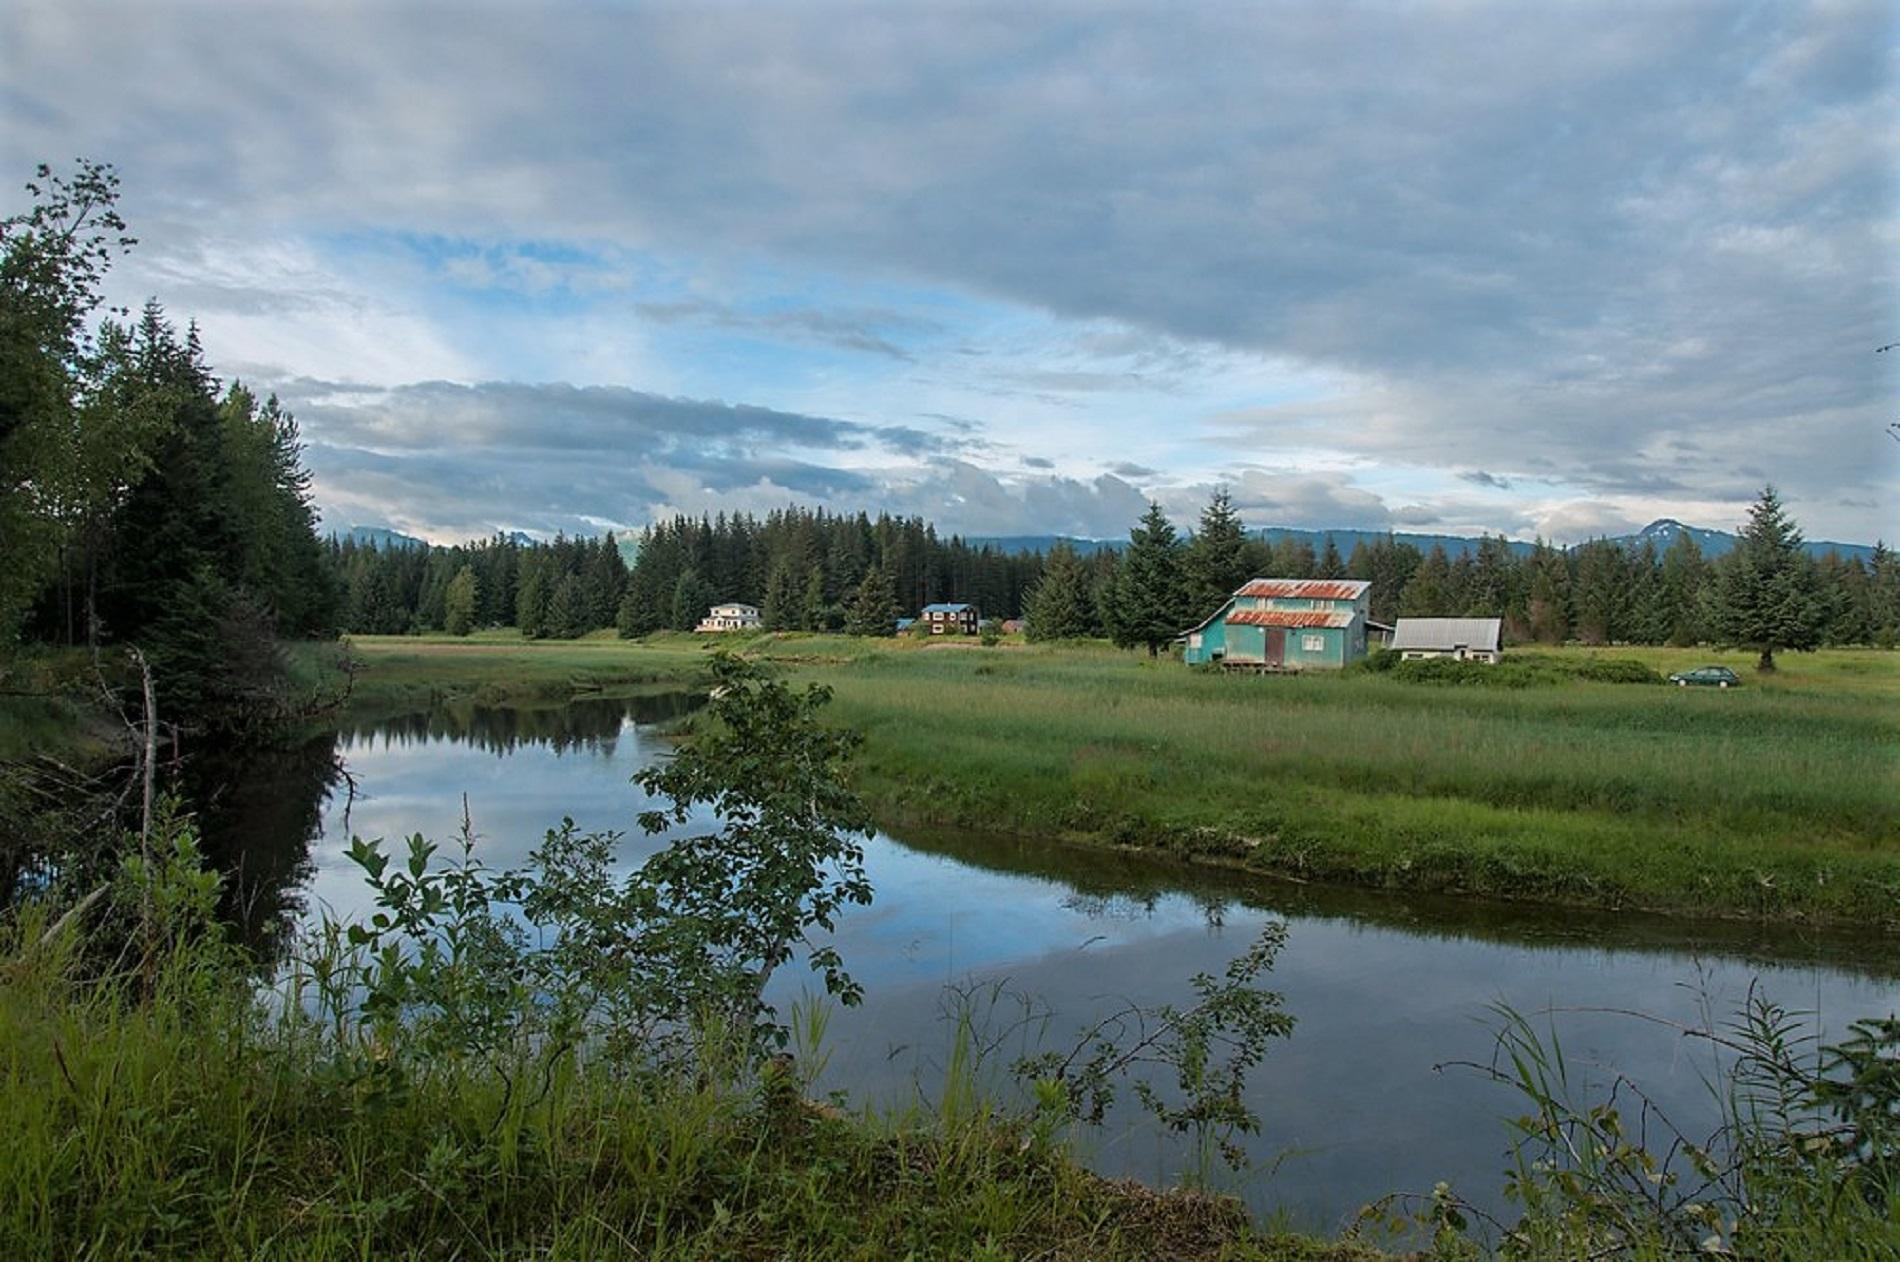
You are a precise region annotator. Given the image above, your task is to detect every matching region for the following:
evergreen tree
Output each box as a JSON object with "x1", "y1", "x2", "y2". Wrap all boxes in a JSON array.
[
  {"x1": 761, "y1": 559, "x2": 802, "y2": 631},
  {"x1": 615, "y1": 590, "x2": 643, "y2": 639},
  {"x1": 547, "y1": 572, "x2": 587, "y2": 639},
  {"x1": 671, "y1": 568, "x2": 712, "y2": 632},
  {"x1": 1660, "y1": 531, "x2": 1708, "y2": 645},
  {"x1": 1816, "y1": 552, "x2": 1872, "y2": 646},
  {"x1": 1867, "y1": 541, "x2": 1899, "y2": 648},
  {"x1": 1706, "y1": 486, "x2": 1823, "y2": 671},
  {"x1": 1024, "y1": 541, "x2": 1095, "y2": 641},
  {"x1": 1622, "y1": 540, "x2": 1667, "y2": 645},
  {"x1": 1109, "y1": 502, "x2": 1188, "y2": 656},
  {"x1": 1316, "y1": 535, "x2": 1345, "y2": 579},
  {"x1": 1399, "y1": 545, "x2": 1453, "y2": 617},
  {"x1": 585, "y1": 534, "x2": 628, "y2": 629},
  {"x1": 800, "y1": 564, "x2": 828, "y2": 631},
  {"x1": 1526, "y1": 541, "x2": 1570, "y2": 643},
  {"x1": 1571, "y1": 539, "x2": 1629, "y2": 644},
  {"x1": 1270, "y1": 536, "x2": 1316, "y2": 580},
  {"x1": 516, "y1": 564, "x2": 551, "y2": 639},
  {"x1": 1185, "y1": 488, "x2": 1249, "y2": 615},
  {"x1": 844, "y1": 565, "x2": 898, "y2": 636},
  {"x1": 443, "y1": 565, "x2": 478, "y2": 636}
]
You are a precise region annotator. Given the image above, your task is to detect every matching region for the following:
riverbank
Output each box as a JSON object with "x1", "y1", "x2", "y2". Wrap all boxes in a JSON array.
[{"x1": 330, "y1": 633, "x2": 1900, "y2": 930}]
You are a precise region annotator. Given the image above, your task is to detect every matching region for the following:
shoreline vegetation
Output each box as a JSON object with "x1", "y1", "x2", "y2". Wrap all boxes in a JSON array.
[{"x1": 317, "y1": 631, "x2": 1900, "y2": 932}]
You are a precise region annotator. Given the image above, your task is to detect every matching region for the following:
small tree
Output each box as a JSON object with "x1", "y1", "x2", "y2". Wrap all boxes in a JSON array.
[
  {"x1": 1024, "y1": 540, "x2": 1095, "y2": 641},
  {"x1": 844, "y1": 565, "x2": 898, "y2": 636},
  {"x1": 761, "y1": 559, "x2": 802, "y2": 631},
  {"x1": 515, "y1": 564, "x2": 550, "y2": 638},
  {"x1": 670, "y1": 567, "x2": 711, "y2": 632},
  {"x1": 547, "y1": 572, "x2": 588, "y2": 639},
  {"x1": 1707, "y1": 486, "x2": 1823, "y2": 672},
  {"x1": 1110, "y1": 502, "x2": 1188, "y2": 656},
  {"x1": 443, "y1": 564, "x2": 478, "y2": 636},
  {"x1": 1185, "y1": 488, "x2": 1249, "y2": 615},
  {"x1": 800, "y1": 564, "x2": 828, "y2": 631}
]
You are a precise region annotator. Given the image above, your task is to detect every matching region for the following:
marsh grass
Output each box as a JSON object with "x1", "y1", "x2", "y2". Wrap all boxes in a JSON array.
[{"x1": 332, "y1": 636, "x2": 1900, "y2": 926}]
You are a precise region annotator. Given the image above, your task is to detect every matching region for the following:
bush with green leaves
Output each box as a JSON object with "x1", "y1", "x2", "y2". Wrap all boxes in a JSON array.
[{"x1": 335, "y1": 651, "x2": 875, "y2": 1081}]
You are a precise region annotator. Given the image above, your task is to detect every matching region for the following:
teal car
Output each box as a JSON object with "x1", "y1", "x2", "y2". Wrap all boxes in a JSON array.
[{"x1": 1668, "y1": 665, "x2": 1740, "y2": 688}]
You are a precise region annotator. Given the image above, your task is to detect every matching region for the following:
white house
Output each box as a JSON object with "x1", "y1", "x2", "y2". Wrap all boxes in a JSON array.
[
  {"x1": 1390, "y1": 617, "x2": 1503, "y2": 663},
  {"x1": 695, "y1": 602, "x2": 762, "y2": 633}
]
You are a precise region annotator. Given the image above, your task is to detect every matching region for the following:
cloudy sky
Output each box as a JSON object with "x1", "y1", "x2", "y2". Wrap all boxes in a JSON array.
[{"x1": 4, "y1": 1, "x2": 1894, "y2": 544}]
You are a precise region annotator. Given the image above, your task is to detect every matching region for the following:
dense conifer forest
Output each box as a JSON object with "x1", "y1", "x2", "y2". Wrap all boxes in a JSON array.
[{"x1": 328, "y1": 488, "x2": 1899, "y2": 659}]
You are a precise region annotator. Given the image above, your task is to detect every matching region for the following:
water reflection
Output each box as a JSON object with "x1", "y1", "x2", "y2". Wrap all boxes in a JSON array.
[
  {"x1": 193, "y1": 696, "x2": 1900, "y2": 1234},
  {"x1": 336, "y1": 691, "x2": 703, "y2": 757},
  {"x1": 191, "y1": 691, "x2": 701, "y2": 955}
]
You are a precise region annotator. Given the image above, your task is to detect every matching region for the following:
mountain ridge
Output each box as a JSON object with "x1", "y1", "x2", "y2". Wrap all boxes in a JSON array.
[{"x1": 961, "y1": 519, "x2": 1879, "y2": 564}]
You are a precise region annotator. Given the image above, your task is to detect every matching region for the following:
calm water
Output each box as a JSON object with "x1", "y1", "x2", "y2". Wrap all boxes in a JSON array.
[{"x1": 199, "y1": 695, "x2": 1900, "y2": 1233}]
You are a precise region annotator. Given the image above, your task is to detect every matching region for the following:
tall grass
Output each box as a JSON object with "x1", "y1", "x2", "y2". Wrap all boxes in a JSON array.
[
  {"x1": 0, "y1": 826, "x2": 1378, "y2": 1261},
  {"x1": 329, "y1": 635, "x2": 1900, "y2": 926}
]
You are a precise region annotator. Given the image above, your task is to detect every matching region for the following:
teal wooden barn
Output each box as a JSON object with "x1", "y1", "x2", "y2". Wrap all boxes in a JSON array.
[{"x1": 1181, "y1": 579, "x2": 1372, "y2": 670}]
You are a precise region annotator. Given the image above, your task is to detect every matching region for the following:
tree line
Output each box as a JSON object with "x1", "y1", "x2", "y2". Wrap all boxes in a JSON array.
[
  {"x1": 2, "y1": 162, "x2": 334, "y2": 725},
  {"x1": 1019, "y1": 489, "x2": 1899, "y2": 667},
  {"x1": 325, "y1": 508, "x2": 1048, "y2": 639}
]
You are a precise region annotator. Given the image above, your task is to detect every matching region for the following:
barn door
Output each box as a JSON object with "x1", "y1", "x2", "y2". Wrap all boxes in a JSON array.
[{"x1": 1265, "y1": 628, "x2": 1285, "y2": 667}]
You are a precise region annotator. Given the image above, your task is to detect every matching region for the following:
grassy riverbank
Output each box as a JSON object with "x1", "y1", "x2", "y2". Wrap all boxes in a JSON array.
[
  {"x1": 333, "y1": 633, "x2": 1900, "y2": 929},
  {"x1": 0, "y1": 878, "x2": 1387, "y2": 1261}
]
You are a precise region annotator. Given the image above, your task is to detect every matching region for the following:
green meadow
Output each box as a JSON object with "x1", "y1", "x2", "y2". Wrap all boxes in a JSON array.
[{"x1": 334, "y1": 633, "x2": 1900, "y2": 930}]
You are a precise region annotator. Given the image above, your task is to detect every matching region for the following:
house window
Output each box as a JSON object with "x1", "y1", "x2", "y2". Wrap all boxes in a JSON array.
[
  {"x1": 1302, "y1": 634, "x2": 1325, "y2": 653},
  {"x1": 1188, "y1": 632, "x2": 1203, "y2": 649}
]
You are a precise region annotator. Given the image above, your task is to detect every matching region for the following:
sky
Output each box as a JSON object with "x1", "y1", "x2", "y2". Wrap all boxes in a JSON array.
[{"x1": 3, "y1": 1, "x2": 1895, "y2": 545}]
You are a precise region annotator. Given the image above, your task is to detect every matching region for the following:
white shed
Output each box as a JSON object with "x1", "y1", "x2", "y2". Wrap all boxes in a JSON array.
[{"x1": 1390, "y1": 617, "x2": 1503, "y2": 663}]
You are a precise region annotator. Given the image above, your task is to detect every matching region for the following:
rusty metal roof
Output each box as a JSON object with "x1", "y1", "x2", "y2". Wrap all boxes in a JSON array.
[
  {"x1": 1226, "y1": 609, "x2": 1355, "y2": 629},
  {"x1": 1234, "y1": 578, "x2": 1370, "y2": 600}
]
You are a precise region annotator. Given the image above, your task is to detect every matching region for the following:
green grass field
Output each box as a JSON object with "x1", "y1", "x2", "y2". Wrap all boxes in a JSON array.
[{"x1": 331, "y1": 633, "x2": 1900, "y2": 930}]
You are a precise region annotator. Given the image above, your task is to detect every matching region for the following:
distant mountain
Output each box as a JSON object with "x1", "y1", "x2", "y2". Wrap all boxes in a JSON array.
[
  {"x1": 331, "y1": 525, "x2": 427, "y2": 550},
  {"x1": 1606, "y1": 519, "x2": 1875, "y2": 564},
  {"x1": 965, "y1": 528, "x2": 1536, "y2": 560},
  {"x1": 965, "y1": 519, "x2": 1877, "y2": 564},
  {"x1": 958, "y1": 534, "x2": 1123, "y2": 556}
]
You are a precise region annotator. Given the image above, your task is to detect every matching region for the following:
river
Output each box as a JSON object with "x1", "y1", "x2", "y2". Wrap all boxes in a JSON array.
[{"x1": 194, "y1": 693, "x2": 1900, "y2": 1235}]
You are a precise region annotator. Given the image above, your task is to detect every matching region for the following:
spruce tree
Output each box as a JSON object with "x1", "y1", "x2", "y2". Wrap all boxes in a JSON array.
[
  {"x1": 1660, "y1": 531, "x2": 1708, "y2": 645},
  {"x1": 1110, "y1": 502, "x2": 1188, "y2": 656},
  {"x1": 1526, "y1": 541, "x2": 1570, "y2": 643},
  {"x1": 800, "y1": 565, "x2": 828, "y2": 631},
  {"x1": 1024, "y1": 541, "x2": 1094, "y2": 641},
  {"x1": 1707, "y1": 486, "x2": 1822, "y2": 671},
  {"x1": 1316, "y1": 535, "x2": 1345, "y2": 579},
  {"x1": 1398, "y1": 545, "x2": 1453, "y2": 617},
  {"x1": 1185, "y1": 488, "x2": 1249, "y2": 615},
  {"x1": 1867, "y1": 541, "x2": 1899, "y2": 647},
  {"x1": 761, "y1": 559, "x2": 801, "y2": 631},
  {"x1": 443, "y1": 565, "x2": 478, "y2": 636},
  {"x1": 671, "y1": 569, "x2": 711, "y2": 632},
  {"x1": 844, "y1": 565, "x2": 898, "y2": 636},
  {"x1": 1571, "y1": 539, "x2": 1630, "y2": 644},
  {"x1": 547, "y1": 573, "x2": 587, "y2": 639},
  {"x1": 516, "y1": 565, "x2": 550, "y2": 639}
]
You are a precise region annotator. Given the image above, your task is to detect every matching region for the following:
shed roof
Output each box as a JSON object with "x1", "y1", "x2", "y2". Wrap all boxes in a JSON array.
[
  {"x1": 1390, "y1": 617, "x2": 1502, "y2": 652},
  {"x1": 1227, "y1": 609, "x2": 1356, "y2": 629},
  {"x1": 1235, "y1": 579, "x2": 1370, "y2": 600}
]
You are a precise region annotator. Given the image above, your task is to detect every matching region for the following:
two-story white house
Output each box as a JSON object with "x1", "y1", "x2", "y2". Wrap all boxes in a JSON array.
[{"x1": 695, "y1": 602, "x2": 762, "y2": 632}]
